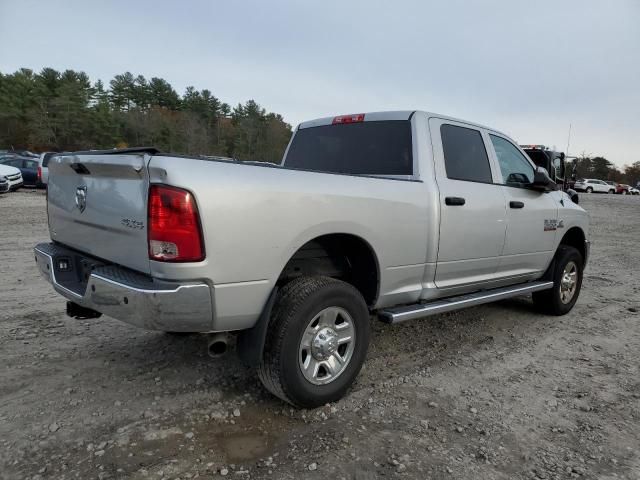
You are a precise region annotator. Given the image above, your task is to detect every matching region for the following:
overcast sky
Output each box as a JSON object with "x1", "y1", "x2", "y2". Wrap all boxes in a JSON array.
[{"x1": 1, "y1": 0, "x2": 638, "y2": 166}]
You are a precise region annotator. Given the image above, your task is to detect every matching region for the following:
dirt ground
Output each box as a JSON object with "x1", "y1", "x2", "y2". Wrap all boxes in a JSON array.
[{"x1": 1, "y1": 189, "x2": 639, "y2": 480}]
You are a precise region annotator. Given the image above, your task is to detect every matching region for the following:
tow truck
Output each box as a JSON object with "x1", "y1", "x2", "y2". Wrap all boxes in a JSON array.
[{"x1": 521, "y1": 145, "x2": 568, "y2": 189}]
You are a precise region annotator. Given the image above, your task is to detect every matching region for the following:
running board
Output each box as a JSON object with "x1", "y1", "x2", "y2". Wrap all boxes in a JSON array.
[{"x1": 378, "y1": 281, "x2": 554, "y2": 324}]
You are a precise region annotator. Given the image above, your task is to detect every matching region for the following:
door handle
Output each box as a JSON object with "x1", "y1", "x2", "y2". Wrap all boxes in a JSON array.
[
  {"x1": 509, "y1": 201, "x2": 525, "y2": 209},
  {"x1": 445, "y1": 197, "x2": 466, "y2": 206}
]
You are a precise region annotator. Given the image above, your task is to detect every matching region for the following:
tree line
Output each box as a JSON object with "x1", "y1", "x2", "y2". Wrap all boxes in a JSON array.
[
  {"x1": 2, "y1": 67, "x2": 638, "y2": 185},
  {"x1": 0, "y1": 68, "x2": 292, "y2": 163},
  {"x1": 568, "y1": 154, "x2": 640, "y2": 187}
]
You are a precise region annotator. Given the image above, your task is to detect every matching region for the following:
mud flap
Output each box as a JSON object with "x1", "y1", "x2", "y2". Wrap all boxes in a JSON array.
[
  {"x1": 236, "y1": 287, "x2": 279, "y2": 367},
  {"x1": 541, "y1": 257, "x2": 557, "y2": 282}
]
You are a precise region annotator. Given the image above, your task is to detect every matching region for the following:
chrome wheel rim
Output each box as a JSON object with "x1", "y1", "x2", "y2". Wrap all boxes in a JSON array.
[
  {"x1": 298, "y1": 307, "x2": 355, "y2": 385},
  {"x1": 559, "y1": 261, "x2": 578, "y2": 304}
]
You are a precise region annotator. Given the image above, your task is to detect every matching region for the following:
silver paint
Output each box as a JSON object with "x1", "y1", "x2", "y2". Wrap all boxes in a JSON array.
[{"x1": 41, "y1": 111, "x2": 590, "y2": 333}]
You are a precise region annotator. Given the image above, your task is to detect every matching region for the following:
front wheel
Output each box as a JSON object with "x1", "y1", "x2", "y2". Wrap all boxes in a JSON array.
[
  {"x1": 533, "y1": 246, "x2": 583, "y2": 315},
  {"x1": 257, "y1": 276, "x2": 370, "y2": 408},
  {"x1": 608, "y1": 189, "x2": 615, "y2": 194},
  {"x1": 586, "y1": 187, "x2": 593, "y2": 193}
]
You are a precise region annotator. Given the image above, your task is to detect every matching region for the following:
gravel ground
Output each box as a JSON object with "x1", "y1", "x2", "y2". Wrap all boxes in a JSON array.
[{"x1": 1, "y1": 189, "x2": 639, "y2": 480}]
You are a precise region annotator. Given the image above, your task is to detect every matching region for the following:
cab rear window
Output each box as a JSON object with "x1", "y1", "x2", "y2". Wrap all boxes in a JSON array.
[{"x1": 284, "y1": 120, "x2": 413, "y2": 175}]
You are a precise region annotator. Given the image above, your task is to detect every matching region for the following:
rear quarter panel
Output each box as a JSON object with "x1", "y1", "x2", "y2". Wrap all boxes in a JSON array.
[{"x1": 147, "y1": 156, "x2": 433, "y2": 329}]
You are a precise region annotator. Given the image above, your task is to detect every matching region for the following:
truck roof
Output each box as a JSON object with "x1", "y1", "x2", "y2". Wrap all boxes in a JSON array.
[{"x1": 298, "y1": 110, "x2": 496, "y2": 132}]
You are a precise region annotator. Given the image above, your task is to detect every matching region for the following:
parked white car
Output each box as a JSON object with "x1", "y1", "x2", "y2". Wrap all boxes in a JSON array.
[
  {"x1": 0, "y1": 163, "x2": 23, "y2": 190},
  {"x1": 573, "y1": 178, "x2": 614, "y2": 194},
  {"x1": 0, "y1": 175, "x2": 9, "y2": 193}
]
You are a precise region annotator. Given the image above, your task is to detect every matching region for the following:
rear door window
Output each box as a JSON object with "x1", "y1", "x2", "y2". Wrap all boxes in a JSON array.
[
  {"x1": 285, "y1": 120, "x2": 413, "y2": 175},
  {"x1": 440, "y1": 124, "x2": 493, "y2": 183}
]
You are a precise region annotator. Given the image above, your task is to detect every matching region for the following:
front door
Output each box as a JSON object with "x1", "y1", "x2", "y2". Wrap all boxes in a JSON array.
[
  {"x1": 430, "y1": 119, "x2": 507, "y2": 289},
  {"x1": 487, "y1": 134, "x2": 559, "y2": 277}
]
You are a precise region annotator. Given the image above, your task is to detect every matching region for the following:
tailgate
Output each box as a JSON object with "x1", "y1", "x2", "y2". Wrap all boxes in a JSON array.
[{"x1": 47, "y1": 152, "x2": 151, "y2": 274}]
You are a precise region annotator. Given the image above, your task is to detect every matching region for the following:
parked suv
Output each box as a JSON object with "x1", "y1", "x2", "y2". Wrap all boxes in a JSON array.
[
  {"x1": 38, "y1": 152, "x2": 58, "y2": 187},
  {"x1": 573, "y1": 179, "x2": 614, "y2": 194}
]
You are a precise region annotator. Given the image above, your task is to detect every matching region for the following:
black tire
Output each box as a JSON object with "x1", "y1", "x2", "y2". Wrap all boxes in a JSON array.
[
  {"x1": 622, "y1": 189, "x2": 628, "y2": 195},
  {"x1": 586, "y1": 187, "x2": 593, "y2": 193},
  {"x1": 532, "y1": 246, "x2": 583, "y2": 315},
  {"x1": 608, "y1": 189, "x2": 615, "y2": 194},
  {"x1": 257, "y1": 276, "x2": 370, "y2": 408}
]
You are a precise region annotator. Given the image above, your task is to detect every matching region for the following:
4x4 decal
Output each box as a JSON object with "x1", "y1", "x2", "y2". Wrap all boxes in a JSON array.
[{"x1": 544, "y1": 219, "x2": 564, "y2": 231}]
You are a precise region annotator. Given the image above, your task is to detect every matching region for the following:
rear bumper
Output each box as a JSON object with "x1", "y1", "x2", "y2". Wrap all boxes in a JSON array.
[{"x1": 34, "y1": 242, "x2": 214, "y2": 332}]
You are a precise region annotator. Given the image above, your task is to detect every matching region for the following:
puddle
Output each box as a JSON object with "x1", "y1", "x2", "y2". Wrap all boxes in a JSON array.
[{"x1": 217, "y1": 432, "x2": 273, "y2": 462}]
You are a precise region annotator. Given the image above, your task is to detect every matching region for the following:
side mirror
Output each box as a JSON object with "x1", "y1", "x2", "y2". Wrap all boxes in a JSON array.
[
  {"x1": 566, "y1": 188, "x2": 579, "y2": 204},
  {"x1": 528, "y1": 167, "x2": 554, "y2": 191}
]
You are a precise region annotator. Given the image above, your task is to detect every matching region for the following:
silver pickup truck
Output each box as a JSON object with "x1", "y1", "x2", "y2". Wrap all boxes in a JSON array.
[{"x1": 35, "y1": 110, "x2": 589, "y2": 408}]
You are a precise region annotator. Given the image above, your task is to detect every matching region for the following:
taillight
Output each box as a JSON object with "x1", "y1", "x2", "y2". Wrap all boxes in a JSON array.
[
  {"x1": 148, "y1": 185, "x2": 204, "y2": 262},
  {"x1": 332, "y1": 113, "x2": 365, "y2": 125},
  {"x1": 37, "y1": 166, "x2": 42, "y2": 181}
]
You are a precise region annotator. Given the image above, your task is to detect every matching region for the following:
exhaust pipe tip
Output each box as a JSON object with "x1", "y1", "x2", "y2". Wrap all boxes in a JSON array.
[
  {"x1": 208, "y1": 340, "x2": 227, "y2": 357},
  {"x1": 207, "y1": 333, "x2": 229, "y2": 358}
]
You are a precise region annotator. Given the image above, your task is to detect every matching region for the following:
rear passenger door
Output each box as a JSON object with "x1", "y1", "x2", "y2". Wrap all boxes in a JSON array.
[
  {"x1": 487, "y1": 134, "x2": 559, "y2": 277},
  {"x1": 596, "y1": 180, "x2": 610, "y2": 193},
  {"x1": 429, "y1": 118, "x2": 507, "y2": 289},
  {"x1": 22, "y1": 158, "x2": 39, "y2": 185}
]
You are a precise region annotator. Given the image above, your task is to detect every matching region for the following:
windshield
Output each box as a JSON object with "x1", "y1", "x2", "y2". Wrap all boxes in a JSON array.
[{"x1": 284, "y1": 120, "x2": 413, "y2": 176}]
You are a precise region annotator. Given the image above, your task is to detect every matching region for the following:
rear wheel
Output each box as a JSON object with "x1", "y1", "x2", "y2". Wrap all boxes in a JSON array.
[
  {"x1": 257, "y1": 276, "x2": 370, "y2": 408},
  {"x1": 622, "y1": 189, "x2": 628, "y2": 195},
  {"x1": 533, "y1": 246, "x2": 583, "y2": 315}
]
